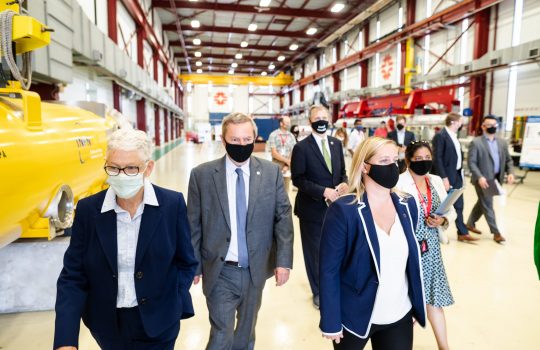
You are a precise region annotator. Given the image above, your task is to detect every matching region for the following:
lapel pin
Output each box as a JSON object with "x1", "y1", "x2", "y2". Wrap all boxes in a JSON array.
[
  {"x1": 257, "y1": 171, "x2": 261, "y2": 175},
  {"x1": 330, "y1": 141, "x2": 334, "y2": 145}
]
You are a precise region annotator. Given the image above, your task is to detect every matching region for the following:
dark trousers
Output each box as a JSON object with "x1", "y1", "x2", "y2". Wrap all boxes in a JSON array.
[
  {"x1": 299, "y1": 219, "x2": 322, "y2": 297},
  {"x1": 333, "y1": 311, "x2": 413, "y2": 350},
  {"x1": 206, "y1": 264, "x2": 264, "y2": 350},
  {"x1": 92, "y1": 307, "x2": 179, "y2": 350},
  {"x1": 468, "y1": 182, "x2": 500, "y2": 234},
  {"x1": 451, "y1": 169, "x2": 468, "y2": 235}
]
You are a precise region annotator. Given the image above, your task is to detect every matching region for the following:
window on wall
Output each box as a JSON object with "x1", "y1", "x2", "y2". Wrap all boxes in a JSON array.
[
  {"x1": 358, "y1": 30, "x2": 363, "y2": 51},
  {"x1": 333, "y1": 46, "x2": 337, "y2": 64},
  {"x1": 344, "y1": 40, "x2": 349, "y2": 56},
  {"x1": 321, "y1": 53, "x2": 326, "y2": 68}
]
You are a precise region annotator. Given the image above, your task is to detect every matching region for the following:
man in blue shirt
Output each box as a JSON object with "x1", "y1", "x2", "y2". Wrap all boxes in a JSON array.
[{"x1": 467, "y1": 116, "x2": 515, "y2": 243}]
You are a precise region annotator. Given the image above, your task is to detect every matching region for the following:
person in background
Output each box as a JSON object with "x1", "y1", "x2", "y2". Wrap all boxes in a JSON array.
[
  {"x1": 54, "y1": 128, "x2": 197, "y2": 350},
  {"x1": 388, "y1": 116, "x2": 416, "y2": 173},
  {"x1": 347, "y1": 119, "x2": 365, "y2": 157},
  {"x1": 187, "y1": 113, "x2": 294, "y2": 350},
  {"x1": 291, "y1": 124, "x2": 300, "y2": 142},
  {"x1": 374, "y1": 121, "x2": 388, "y2": 138},
  {"x1": 320, "y1": 137, "x2": 426, "y2": 349},
  {"x1": 267, "y1": 115, "x2": 297, "y2": 191},
  {"x1": 432, "y1": 113, "x2": 478, "y2": 242},
  {"x1": 291, "y1": 105, "x2": 348, "y2": 310},
  {"x1": 467, "y1": 115, "x2": 515, "y2": 243},
  {"x1": 396, "y1": 141, "x2": 455, "y2": 350},
  {"x1": 334, "y1": 127, "x2": 349, "y2": 156}
]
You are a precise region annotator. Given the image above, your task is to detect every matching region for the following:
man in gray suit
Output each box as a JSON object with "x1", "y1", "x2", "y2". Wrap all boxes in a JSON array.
[
  {"x1": 187, "y1": 113, "x2": 294, "y2": 350},
  {"x1": 467, "y1": 115, "x2": 515, "y2": 243}
]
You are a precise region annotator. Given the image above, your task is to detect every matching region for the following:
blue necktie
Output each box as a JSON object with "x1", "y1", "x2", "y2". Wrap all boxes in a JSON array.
[{"x1": 235, "y1": 168, "x2": 249, "y2": 268}]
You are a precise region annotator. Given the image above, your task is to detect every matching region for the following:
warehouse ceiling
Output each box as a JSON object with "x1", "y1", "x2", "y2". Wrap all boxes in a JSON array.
[{"x1": 154, "y1": 0, "x2": 377, "y2": 75}]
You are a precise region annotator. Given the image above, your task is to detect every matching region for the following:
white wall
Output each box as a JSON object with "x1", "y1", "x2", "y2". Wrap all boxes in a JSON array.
[{"x1": 59, "y1": 67, "x2": 113, "y2": 108}]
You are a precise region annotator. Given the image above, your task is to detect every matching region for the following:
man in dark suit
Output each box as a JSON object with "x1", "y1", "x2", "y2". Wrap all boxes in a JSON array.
[
  {"x1": 291, "y1": 105, "x2": 348, "y2": 309},
  {"x1": 188, "y1": 113, "x2": 293, "y2": 350},
  {"x1": 432, "y1": 113, "x2": 478, "y2": 242},
  {"x1": 467, "y1": 115, "x2": 515, "y2": 243},
  {"x1": 387, "y1": 115, "x2": 415, "y2": 172},
  {"x1": 54, "y1": 128, "x2": 197, "y2": 350}
]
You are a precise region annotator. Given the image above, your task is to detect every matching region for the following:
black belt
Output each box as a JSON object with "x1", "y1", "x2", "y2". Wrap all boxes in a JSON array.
[{"x1": 224, "y1": 261, "x2": 239, "y2": 267}]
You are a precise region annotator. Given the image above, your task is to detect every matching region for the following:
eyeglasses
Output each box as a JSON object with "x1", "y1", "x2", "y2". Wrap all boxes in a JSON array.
[{"x1": 104, "y1": 164, "x2": 145, "y2": 176}]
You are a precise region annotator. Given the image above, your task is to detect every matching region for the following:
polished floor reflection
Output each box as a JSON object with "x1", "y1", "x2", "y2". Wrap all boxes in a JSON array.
[{"x1": 1, "y1": 142, "x2": 539, "y2": 349}]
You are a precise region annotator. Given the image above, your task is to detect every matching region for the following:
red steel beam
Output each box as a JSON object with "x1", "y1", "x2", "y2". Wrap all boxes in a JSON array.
[
  {"x1": 164, "y1": 24, "x2": 317, "y2": 39},
  {"x1": 153, "y1": 0, "x2": 341, "y2": 19},
  {"x1": 290, "y1": 0, "x2": 502, "y2": 89},
  {"x1": 469, "y1": 8, "x2": 490, "y2": 135},
  {"x1": 108, "y1": 0, "x2": 121, "y2": 112}
]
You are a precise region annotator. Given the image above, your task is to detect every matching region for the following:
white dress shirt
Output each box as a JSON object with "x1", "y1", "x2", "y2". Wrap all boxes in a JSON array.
[
  {"x1": 225, "y1": 156, "x2": 250, "y2": 262},
  {"x1": 445, "y1": 126, "x2": 462, "y2": 169},
  {"x1": 101, "y1": 180, "x2": 159, "y2": 308},
  {"x1": 396, "y1": 130, "x2": 406, "y2": 146},
  {"x1": 311, "y1": 132, "x2": 332, "y2": 162},
  {"x1": 370, "y1": 215, "x2": 412, "y2": 325},
  {"x1": 347, "y1": 129, "x2": 365, "y2": 152}
]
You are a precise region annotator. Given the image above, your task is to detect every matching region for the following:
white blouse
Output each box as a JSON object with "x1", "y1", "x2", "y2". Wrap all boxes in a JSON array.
[{"x1": 370, "y1": 215, "x2": 412, "y2": 325}]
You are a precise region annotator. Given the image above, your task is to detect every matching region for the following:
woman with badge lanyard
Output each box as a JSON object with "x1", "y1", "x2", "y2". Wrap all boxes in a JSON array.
[{"x1": 396, "y1": 140, "x2": 456, "y2": 350}]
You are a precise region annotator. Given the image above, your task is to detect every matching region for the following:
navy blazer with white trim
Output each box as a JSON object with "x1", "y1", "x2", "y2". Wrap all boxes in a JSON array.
[{"x1": 319, "y1": 192, "x2": 426, "y2": 338}]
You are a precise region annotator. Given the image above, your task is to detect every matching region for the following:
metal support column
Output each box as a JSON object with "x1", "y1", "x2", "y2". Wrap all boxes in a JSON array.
[
  {"x1": 136, "y1": 28, "x2": 146, "y2": 131},
  {"x1": 108, "y1": 0, "x2": 121, "y2": 111},
  {"x1": 332, "y1": 42, "x2": 341, "y2": 122},
  {"x1": 469, "y1": 8, "x2": 490, "y2": 135}
]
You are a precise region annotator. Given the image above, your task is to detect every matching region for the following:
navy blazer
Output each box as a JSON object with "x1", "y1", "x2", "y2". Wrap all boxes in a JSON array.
[
  {"x1": 291, "y1": 134, "x2": 348, "y2": 222},
  {"x1": 319, "y1": 192, "x2": 426, "y2": 338},
  {"x1": 54, "y1": 185, "x2": 197, "y2": 349},
  {"x1": 432, "y1": 128, "x2": 462, "y2": 184},
  {"x1": 388, "y1": 130, "x2": 415, "y2": 147}
]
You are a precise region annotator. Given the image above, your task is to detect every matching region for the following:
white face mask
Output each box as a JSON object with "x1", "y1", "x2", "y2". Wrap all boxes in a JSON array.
[{"x1": 106, "y1": 173, "x2": 144, "y2": 199}]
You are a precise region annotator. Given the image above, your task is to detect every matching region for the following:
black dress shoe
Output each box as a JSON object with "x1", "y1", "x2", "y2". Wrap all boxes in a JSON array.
[{"x1": 313, "y1": 295, "x2": 320, "y2": 309}]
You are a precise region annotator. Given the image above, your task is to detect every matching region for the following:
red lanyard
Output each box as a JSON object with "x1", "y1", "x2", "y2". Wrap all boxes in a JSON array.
[
  {"x1": 414, "y1": 177, "x2": 432, "y2": 218},
  {"x1": 279, "y1": 133, "x2": 288, "y2": 146}
]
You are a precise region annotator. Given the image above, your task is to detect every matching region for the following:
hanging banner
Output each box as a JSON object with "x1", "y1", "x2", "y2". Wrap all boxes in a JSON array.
[
  {"x1": 378, "y1": 47, "x2": 398, "y2": 86},
  {"x1": 209, "y1": 86, "x2": 233, "y2": 113}
]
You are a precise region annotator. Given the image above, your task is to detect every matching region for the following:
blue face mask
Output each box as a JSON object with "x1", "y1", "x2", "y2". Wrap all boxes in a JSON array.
[
  {"x1": 107, "y1": 173, "x2": 144, "y2": 199},
  {"x1": 355, "y1": 126, "x2": 364, "y2": 131}
]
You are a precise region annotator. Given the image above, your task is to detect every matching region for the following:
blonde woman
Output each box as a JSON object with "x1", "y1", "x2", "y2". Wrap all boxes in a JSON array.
[{"x1": 319, "y1": 137, "x2": 426, "y2": 350}]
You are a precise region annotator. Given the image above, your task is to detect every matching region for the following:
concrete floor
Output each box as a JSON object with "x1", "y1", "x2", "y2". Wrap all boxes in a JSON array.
[{"x1": 1, "y1": 141, "x2": 539, "y2": 349}]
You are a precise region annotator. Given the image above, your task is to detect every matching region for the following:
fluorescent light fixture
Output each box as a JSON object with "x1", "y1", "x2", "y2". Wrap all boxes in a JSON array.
[
  {"x1": 191, "y1": 20, "x2": 200, "y2": 28},
  {"x1": 189, "y1": 0, "x2": 198, "y2": 2},
  {"x1": 289, "y1": 44, "x2": 298, "y2": 51},
  {"x1": 196, "y1": 69, "x2": 203, "y2": 73},
  {"x1": 277, "y1": 55, "x2": 285, "y2": 61},
  {"x1": 261, "y1": 71, "x2": 267, "y2": 76},
  {"x1": 228, "y1": 69, "x2": 234, "y2": 75},
  {"x1": 240, "y1": 41, "x2": 249, "y2": 48},
  {"x1": 268, "y1": 63, "x2": 275, "y2": 70},
  {"x1": 231, "y1": 62, "x2": 238, "y2": 68},
  {"x1": 306, "y1": 27, "x2": 318, "y2": 35},
  {"x1": 259, "y1": 0, "x2": 271, "y2": 7},
  {"x1": 196, "y1": 61, "x2": 202, "y2": 67},
  {"x1": 235, "y1": 53, "x2": 243, "y2": 59},
  {"x1": 248, "y1": 23, "x2": 258, "y2": 31},
  {"x1": 194, "y1": 51, "x2": 202, "y2": 57},
  {"x1": 193, "y1": 38, "x2": 201, "y2": 45},
  {"x1": 330, "y1": 3, "x2": 345, "y2": 13}
]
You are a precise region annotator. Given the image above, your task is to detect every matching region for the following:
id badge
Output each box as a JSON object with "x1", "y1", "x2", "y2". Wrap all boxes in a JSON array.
[{"x1": 419, "y1": 239, "x2": 429, "y2": 256}]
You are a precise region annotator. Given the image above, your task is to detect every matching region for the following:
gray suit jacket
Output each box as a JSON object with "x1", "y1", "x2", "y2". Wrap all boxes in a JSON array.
[
  {"x1": 468, "y1": 135, "x2": 514, "y2": 184},
  {"x1": 187, "y1": 155, "x2": 293, "y2": 296}
]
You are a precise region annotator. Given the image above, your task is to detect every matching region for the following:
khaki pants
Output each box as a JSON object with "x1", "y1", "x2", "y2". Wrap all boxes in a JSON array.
[{"x1": 272, "y1": 159, "x2": 291, "y2": 192}]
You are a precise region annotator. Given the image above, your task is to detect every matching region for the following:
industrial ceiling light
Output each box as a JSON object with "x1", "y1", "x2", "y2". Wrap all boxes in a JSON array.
[
  {"x1": 330, "y1": 3, "x2": 345, "y2": 12},
  {"x1": 228, "y1": 69, "x2": 235, "y2": 75},
  {"x1": 231, "y1": 62, "x2": 238, "y2": 68},
  {"x1": 268, "y1": 63, "x2": 275, "y2": 70},
  {"x1": 261, "y1": 71, "x2": 267, "y2": 76},
  {"x1": 196, "y1": 68, "x2": 203, "y2": 73},
  {"x1": 277, "y1": 55, "x2": 285, "y2": 61},
  {"x1": 235, "y1": 53, "x2": 243, "y2": 59},
  {"x1": 196, "y1": 61, "x2": 203, "y2": 66},
  {"x1": 289, "y1": 43, "x2": 298, "y2": 51},
  {"x1": 189, "y1": 0, "x2": 198, "y2": 2},
  {"x1": 241, "y1": 41, "x2": 249, "y2": 48},
  {"x1": 259, "y1": 0, "x2": 271, "y2": 7},
  {"x1": 306, "y1": 27, "x2": 318, "y2": 35},
  {"x1": 191, "y1": 20, "x2": 200, "y2": 28},
  {"x1": 194, "y1": 51, "x2": 202, "y2": 57},
  {"x1": 248, "y1": 23, "x2": 258, "y2": 31},
  {"x1": 193, "y1": 38, "x2": 201, "y2": 45}
]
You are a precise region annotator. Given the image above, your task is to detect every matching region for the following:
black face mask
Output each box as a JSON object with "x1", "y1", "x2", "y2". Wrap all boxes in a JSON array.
[
  {"x1": 409, "y1": 160, "x2": 433, "y2": 176},
  {"x1": 366, "y1": 162, "x2": 400, "y2": 189},
  {"x1": 225, "y1": 141, "x2": 254, "y2": 163},
  {"x1": 486, "y1": 126, "x2": 497, "y2": 134},
  {"x1": 396, "y1": 124, "x2": 405, "y2": 131},
  {"x1": 311, "y1": 120, "x2": 329, "y2": 134}
]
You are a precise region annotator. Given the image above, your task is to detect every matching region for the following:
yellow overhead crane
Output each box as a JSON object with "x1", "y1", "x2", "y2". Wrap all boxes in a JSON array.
[
  {"x1": 179, "y1": 71, "x2": 294, "y2": 86},
  {"x1": 0, "y1": 1, "x2": 117, "y2": 248}
]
